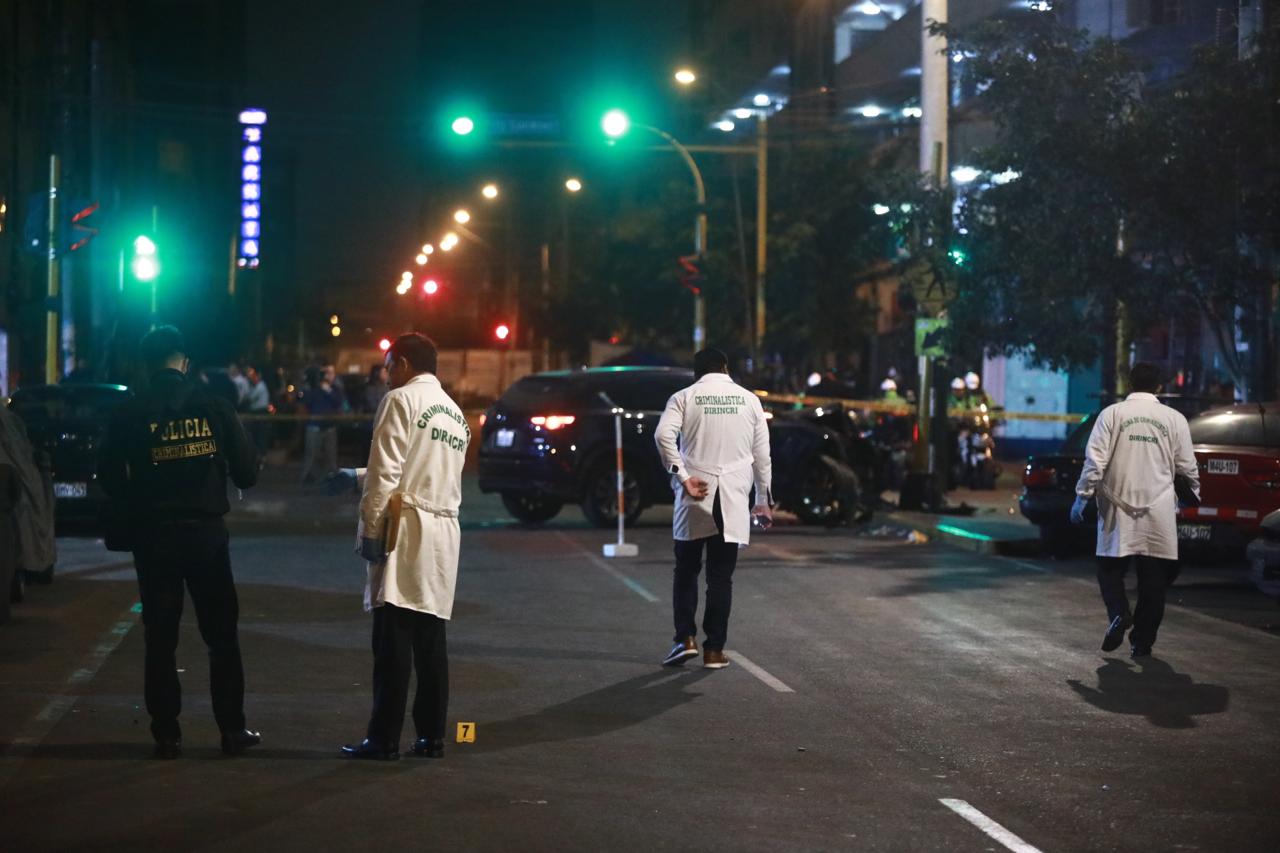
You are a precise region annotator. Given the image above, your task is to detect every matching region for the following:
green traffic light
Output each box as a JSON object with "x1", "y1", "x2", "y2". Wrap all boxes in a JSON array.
[
  {"x1": 131, "y1": 233, "x2": 160, "y2": 281},
  {"x1": 451, "y1": 116, "x2": 475, "y2": 136},
  {"x1": 601, "y1": 109, "x2": 630, "y2": 138}
]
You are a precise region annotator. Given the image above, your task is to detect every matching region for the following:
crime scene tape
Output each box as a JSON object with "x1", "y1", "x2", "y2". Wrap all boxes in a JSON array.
[{"x1": 749, "y1": 390, "x2": 1089, "y2": 424}]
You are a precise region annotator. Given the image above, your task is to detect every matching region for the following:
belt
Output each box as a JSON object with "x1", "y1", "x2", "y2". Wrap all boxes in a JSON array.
[
  {"x1": 399, "y1": 493, "x2": 459, "y2": 518},
  {"x1": 680, "y1": 454, "x2": 754, "y2": 477}
]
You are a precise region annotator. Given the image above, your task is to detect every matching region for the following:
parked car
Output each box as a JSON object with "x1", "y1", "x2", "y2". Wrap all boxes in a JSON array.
[
  {"x1": 1245, "y1": 509, "x2": 1280, "y2": 598},
  {"x1": 1021, "y1": 398, "x2": 1277, "y2": 558},
  {"x1": 477, "y1": 367, "x2": 881, "y2": 528},
  {"x1": 7, "y1": 383, "x2": 133, "y2": 530}
]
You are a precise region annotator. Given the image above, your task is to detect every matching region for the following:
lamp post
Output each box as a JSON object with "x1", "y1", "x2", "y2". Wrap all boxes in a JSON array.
[{"x1": 603, "y1": 111, "x2": 707, "y2": 351}]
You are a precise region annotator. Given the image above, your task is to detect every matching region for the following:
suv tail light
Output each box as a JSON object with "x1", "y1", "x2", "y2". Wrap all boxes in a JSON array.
[
  {"x1": 531, "y1": 415, "x2": 576, "y2": 430},
  {"x1": 1023, "y1": 465, "x2": 1056, "y2": 488}
]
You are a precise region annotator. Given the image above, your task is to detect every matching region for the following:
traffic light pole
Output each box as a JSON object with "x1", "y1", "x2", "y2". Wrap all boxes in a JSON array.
[
  {"x1": 754, "y1": 113, "x2": 768, "y2": 358},
  {"x1": 44, "y1": 154, "x2": 61, "y2": 384}
]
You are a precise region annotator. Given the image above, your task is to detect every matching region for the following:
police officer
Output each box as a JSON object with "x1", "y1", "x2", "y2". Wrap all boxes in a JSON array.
[
  {"x1": 98, "y1": 326, "x2": 261, "y2": 758},
  {"x1": 340, "y1": 333, "x2": 468, "y2": 760},
  {"x1": 655, "y1": 349, "x2": 772, "y2": 669},
  {"x1": 1071, "y1": 362, "x2": 1199, "y2": 657}
]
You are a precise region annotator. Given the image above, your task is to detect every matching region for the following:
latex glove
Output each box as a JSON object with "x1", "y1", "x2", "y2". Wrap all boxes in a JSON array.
[
  {"x1": 358, "y1": 536, "x2": 387, "y2": 564},
  {"x1": 1070, "y1": 495, "x2": 1088, "y2": 525},
  {"x1": 324, "y1": 468, "x2": 359, "y2": 495},
  {"x1": 682, "y1": 477, "x2": 709, "y2": 501}
]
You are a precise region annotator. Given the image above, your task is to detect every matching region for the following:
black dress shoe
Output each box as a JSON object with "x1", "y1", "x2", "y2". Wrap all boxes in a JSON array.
[
  {"x1": 341, "y1": 738, "x2": 399, "y2": 761},
  {"x1": 153, "y1": 737, "x2": 182, "y2": 760},
  {"x1": 1101, "y1": 614, "x2": 1132, "y2": 652},
  {"x1": 221, "y1": 728, "x2": 262, "y2": 756},
  {"x1": 410, "y1": 737, "x2": 444, "y2": 758}
]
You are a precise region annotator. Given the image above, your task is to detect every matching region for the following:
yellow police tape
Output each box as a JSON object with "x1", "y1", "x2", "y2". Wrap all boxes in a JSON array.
[{"x1": 749, "y1": 390, "x2": 1089, "y2": 424}]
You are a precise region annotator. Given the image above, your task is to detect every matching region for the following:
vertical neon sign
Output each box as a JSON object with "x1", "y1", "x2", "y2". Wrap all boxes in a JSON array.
[{"x1": 238, "y1": 109, "x2": 266, "y2": 268}]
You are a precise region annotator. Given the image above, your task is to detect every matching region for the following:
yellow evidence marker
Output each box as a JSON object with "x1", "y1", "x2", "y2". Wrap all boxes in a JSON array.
[{"x1": 456, "y1": 722, "x2": 476, "y2": 743}]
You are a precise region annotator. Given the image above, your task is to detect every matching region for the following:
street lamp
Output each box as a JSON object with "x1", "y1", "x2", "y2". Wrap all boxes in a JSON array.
[
  {"x1": 440, "y1": 232, "x2": 458, "y2": 251},
  {"x1": 601, "y1": 109, "x2": 707, "y2": 350},
  {"x1": 674, "y1": 68, "x2": 697, "y2": 86},
  {"x1": 564, "y1": 177, "x2": 583, "y2": 193},
  {"x1": 453, "y1": 208, "x2": 471, "y2": 224},
  {"x1": 421, "y1": 243, "x2": 434, "y2": 255},
  {"x1": 415, "y1": 253, "x2": 428, "y2": 265},
  {"x1": 481, "y1": 183, "x2": 499, "y2": 200}
]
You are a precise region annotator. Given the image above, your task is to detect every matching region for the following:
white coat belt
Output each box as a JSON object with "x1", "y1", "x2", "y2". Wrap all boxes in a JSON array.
[
  {"x1": 399, "y1": 493, "x2": 459, "y2": 518},
  {"x1": 1099, "y1": 481, "x2": 1171, "y2": 520},
  {"x1": 681, "y1": 454, "x2": 754, "y2": 477}
]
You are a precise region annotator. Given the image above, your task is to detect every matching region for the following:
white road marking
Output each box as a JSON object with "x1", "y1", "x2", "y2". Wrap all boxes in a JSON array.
[
  {"x1": 725, "y1": 651, "x2": 795, "y2": 693},
  {"x1": 939, "y1": 799, "x2": 1044, "y2": 853},
  {"x1": 0, "y1": 602, "x2": 141, "y2": 787},
  {"x1": 557, "y1": 532, "x2": 659, "y2": 603}
]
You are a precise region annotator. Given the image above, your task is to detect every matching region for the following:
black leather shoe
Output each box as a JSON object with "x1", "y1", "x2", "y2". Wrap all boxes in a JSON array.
[
  {"x1": 341, "y1": 738, "x2": 399, "y2": 761},
  {"x1": 410, "y1": 737, "x2": 444, "y2": 758},
  {"x1": 1101, "y1": 614, "x2": 1132, "y2": 652},
  {"x1": 221, "y1": 728, "x2": 262, "y2": 756},
  {"x1": 1130, "y1": 645, "x2": 1152, "y2": 658},
  {"x1": 153, "y1": 737, "x2": 182, "y2": 760}
]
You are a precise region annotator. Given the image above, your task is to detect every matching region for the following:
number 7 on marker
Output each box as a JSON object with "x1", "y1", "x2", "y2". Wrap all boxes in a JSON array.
[{"x1": 456, "y1": 722, "x2": 476, "y2": 743}]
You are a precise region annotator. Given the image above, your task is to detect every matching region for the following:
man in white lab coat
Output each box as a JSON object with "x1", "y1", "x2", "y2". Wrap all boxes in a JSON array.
[
  {"x1": 339, "y1": 333, "x2": 468, "y2": 760},
  {"x1": 655, "y1": 349, "x2": 772, "y2": 669},
  {"x1": 1071, "y1": 362, "x2": 1199, "y2": 657}
]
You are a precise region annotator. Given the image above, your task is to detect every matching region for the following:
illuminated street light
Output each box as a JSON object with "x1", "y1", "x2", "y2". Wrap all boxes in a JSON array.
[
  {"x1": 329, "y1": 314, "x2": 339, "y2": 325},
  {"x1": 421, "y1": 243, "x2": 434, "y2": 255},
  {"x1": 714, "y1": 120, "x2": 735, "y2": 132},
  {"x1": 401, "y1": 270, "x2": 413, "y2": 280},
  {"x1": 859, "y1": 104, "x2": 883, "y2": 118},
  {"x1": 752, "y1": 93, "x2": 771, "y2": 107},
  {"x1": 440, "y1": 232, "x2": 458, "y2": 251},
  {"x1": 674, "y1": 68, "x2": 697, "y2": 85},
  {"x1": 601, "y1": 109, "x2": 631, "y2": 138},
  {"x1": 565, "y1": 177, "x2": 583, "y2": 193},
  {"x1": 395, "y1": 281, "x2": 412, "y2": 295},
  {"x1": 453, "y1": 208, "x2": 471, "y2": 224},
  {"x1": 733, "y1": 108, "x2": 753, "y2": 120},
  {"x1": 415, "y1": 253, "x2": 428, "y2": 265},
  {"x1": 481, "y1": 183, "x2": 499, "y2": 200},
  {"x1": 330, "y1": 326, "x2": 342, "y2": 338}
]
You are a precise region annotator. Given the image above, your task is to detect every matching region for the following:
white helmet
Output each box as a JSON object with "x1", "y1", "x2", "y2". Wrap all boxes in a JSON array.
[
  {"x1": 880, "y1": 378, "x2": 897, "y2": 392},
  {"x1": 951, "y1": 377, "x2": 966, "y2": 392},
  {"x1": 964, "y1": 371, "x2": 980, "y2": 390}
]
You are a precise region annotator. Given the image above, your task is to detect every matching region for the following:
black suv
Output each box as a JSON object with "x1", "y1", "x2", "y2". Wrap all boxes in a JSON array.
[
  {"x1": 478, "y1": 367, "x2": 881, "y2": 527},
  {"x1": 8, "y1": 383, "x2": 133, "y2": 526}
]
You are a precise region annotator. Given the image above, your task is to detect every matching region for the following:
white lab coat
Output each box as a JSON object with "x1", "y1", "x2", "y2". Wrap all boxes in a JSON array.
[
  {"x1": 654, "y1": 372, "x2": 772, "y2": 545},
  {"x1": 1074, "y1": 392, "x2": 1199, "y2": 560},
  {"x1": 356, "y1": 373, "x2": 468, "y2": 617}
]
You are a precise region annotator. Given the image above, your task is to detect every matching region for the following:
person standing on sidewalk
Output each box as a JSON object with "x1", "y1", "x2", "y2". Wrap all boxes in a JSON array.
[
  {"x1": 1071, "y1": 362, "x2": 1199, "y2": 658},
  {"x1": 655, "y1": 348, "x2": 772, "y2": 669},
  {"x1": 339, "y1": 333, "x2": 468, "y2": 761},
  {"x1": 98, "y1": 326, "x2": 261, "y2": 759}
]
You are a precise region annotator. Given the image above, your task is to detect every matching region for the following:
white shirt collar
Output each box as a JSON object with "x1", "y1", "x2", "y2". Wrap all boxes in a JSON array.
[
  {"x1": 404, "y1": 373, "x2": 440, "y2": 388},
  {"x1": 695, "y1": 372, "x2": 733, "y2": 385},
  {"x1": 1126, "y1": 391, "x2": 1158, "y2": 401}
]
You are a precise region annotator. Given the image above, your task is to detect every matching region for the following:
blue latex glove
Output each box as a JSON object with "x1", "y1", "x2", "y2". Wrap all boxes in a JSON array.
[
  {"x1": 358, "y1": 536, "x2": 387, "y2": 564},
  {"x1": 1070, "y1": 495, "x2": 1088, "y2": 525},
  {"x1": 323, "y1": 468, "x2": 359, "y2": 495}
]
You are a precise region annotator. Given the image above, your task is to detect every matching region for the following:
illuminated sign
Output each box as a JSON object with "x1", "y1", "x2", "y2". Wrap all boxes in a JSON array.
[{"x1": 238, "y1": 108, "x2": 265, "y2": 268}]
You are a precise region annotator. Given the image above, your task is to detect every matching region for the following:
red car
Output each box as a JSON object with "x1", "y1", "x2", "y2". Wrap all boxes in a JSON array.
[{"x1": 1177, "y1": 402, "x2": 1280, "y2": 550}]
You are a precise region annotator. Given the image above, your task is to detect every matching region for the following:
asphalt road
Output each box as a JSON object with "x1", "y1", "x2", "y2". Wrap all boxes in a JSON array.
[{"x1": 2, "y1": 476, "x2": 1278, "y2": 852}]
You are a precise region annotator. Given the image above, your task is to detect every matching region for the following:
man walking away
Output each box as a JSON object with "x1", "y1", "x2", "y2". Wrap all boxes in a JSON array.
[
  {"x1": 655, "y1": 348, "x2": 772, "y2": 669},
  {"x1": 1071, "y1": 362, "x2": 1199, "y2": 658},
  {"x1": 340, "y1": 334, "x2": 468, "y2": 761},
  {"x1": 98, "y1": 326, "x2": 261, "y2": 758}
]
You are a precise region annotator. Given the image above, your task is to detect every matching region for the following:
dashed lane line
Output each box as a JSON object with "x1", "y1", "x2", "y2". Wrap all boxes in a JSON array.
[
  {"x1": 555, "y1": 531, "x2": 660, "y2": 603},
  {"x1": 0, "y1": 601, "x2": 141, "y2": 788},
  {"x1": 940, "y1": 799, "x2": 1044, "y2": 853},
  {"x1": 725, "y1": 651, "x2": 795, "y2": 693}
]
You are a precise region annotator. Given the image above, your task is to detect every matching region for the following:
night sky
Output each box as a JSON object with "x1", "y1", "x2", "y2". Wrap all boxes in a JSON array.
[{"x1": 247, "y1": 0, "x2": 690, "y2": 301}]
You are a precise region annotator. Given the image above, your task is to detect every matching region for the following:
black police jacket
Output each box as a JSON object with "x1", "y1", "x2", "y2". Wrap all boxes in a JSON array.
[{"x1": 98, "y1": 369, "x2": 258, "y2": 520}]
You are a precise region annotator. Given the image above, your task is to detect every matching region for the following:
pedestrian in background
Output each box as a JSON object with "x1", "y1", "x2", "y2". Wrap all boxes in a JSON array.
[
  {"x1": 298, "y1": 365, "x2": 343, "y2": 483},
  {"x1": 339, "y1": 333, "x2": 468, "y2": 761},
  {"x1": 97, "y1": 326, "x2": 261, "y2": 758},
  {"x1": 1071, "y1": 362, "x2": 1199, "y2": 658},
  {"x1": 242, "y1": 365, "x2": 272, "y2": 458},
  {"x1": 655, "y1": 348, "x2": 772, "y2": 669}
]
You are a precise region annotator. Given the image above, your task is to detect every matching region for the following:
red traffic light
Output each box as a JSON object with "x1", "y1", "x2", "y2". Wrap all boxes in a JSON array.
[
  {"x1": 378, "y1": 338, "x2": 392, "y2": 352},
  {"x1": 494, "y1": 323, "x2": 510, "y2": 341},
  {"x1": 423, "y1": 279, "x2": 439, "y2": 296}
]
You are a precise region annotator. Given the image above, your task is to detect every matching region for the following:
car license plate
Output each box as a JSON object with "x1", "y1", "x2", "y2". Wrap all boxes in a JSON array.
[
  {"x1": 54, "y1": 481, "x2": 87, "y2": 498},
  {"x1": 1207, "y1": 458, "x2": 1238, "y2": 475},
  {"x1": 1178, "y1": 523, "x2": 1212, "y2": 542},
  {"x1": 495, "y1": 429, "x2": 515, "y2": 448}
]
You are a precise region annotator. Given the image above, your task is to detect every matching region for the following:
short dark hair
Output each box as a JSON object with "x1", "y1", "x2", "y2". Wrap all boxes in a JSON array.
[
  {"x1": 1129, "y1": 362, "x2": 1162, "y2": 393},
  {"x1": 388, "y1": 332, "x2": 438, "y2": 374},
  {"x1": 693, "y1": 348, "x2": 728, "y2": 378},
  {"x1": 139, "y1": 325, "x2": 187, "y2": 370}
]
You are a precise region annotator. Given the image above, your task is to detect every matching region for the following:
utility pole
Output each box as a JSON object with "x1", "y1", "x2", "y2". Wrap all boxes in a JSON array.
[
  {"x1": 901, "y1": 0, "x2": 948, "y2": 511},
  {"x1": 44, "y1": 155, "x2": 61, "y2": 384},
  {"x1": 754, "y1": 113, "x2": 768, "y2": 358}
]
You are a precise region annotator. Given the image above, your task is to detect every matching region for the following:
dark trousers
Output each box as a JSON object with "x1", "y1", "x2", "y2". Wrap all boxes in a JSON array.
[
  {"x1": 132, "y1": 521, "x2": 245, "y2": 739},
  {"x1": 1097, "y1": 554, "x2": 1175, "y2": 650},
  {"x1": 367, "y1": 603, "x2": 449, "y2": 747},
  {"x1": 672, "y1": 493, "x2": 740, "y2": 651}
]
